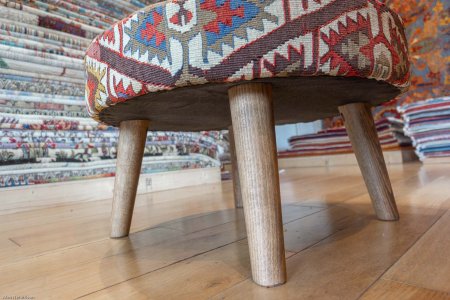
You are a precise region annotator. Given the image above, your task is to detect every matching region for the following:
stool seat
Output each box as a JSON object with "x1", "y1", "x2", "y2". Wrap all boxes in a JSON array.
[{"x1": 85, "y1": 0, "x2": 409, "y2": 130}]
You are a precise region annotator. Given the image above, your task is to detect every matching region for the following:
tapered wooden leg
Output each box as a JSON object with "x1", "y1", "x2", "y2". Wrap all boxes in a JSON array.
[
  {"x1": 110, "y1": 120, "x2": 149, "y2": 238},
  {"x1": 229, "y1": 83, "x2": 286, "y2": 287},
  {"x1": 228, "y1": 126, "x2": 243, "y2": 209},
  {"x1": 339, "y1": 103, "x2": 399, "y2": 221}
]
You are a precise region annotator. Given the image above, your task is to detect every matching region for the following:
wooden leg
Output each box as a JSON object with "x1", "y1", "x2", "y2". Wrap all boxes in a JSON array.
[
  {"x1": 228, "y1": 126, "x2": 243, "y2": 209},
  {"x1": 229, "y1": 83, "x2": 286, "y2": 287},
  {"x1": 339, "y1": 103, "x2": 399, "y2": 221},
  {"x1": 110, "y1": 120, "x2": 149, "y2": 238}
]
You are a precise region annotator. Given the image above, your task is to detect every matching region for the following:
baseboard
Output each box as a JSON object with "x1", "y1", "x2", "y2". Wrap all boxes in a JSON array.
[
  {"x1": 0, "y1": 167, "x2": 221, "y2": 215},
  {"x1": 278, "y1": 149, "x2": 418, "y2": 169}
]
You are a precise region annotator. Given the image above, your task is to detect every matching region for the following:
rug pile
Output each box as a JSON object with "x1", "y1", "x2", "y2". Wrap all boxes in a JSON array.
[
  {"x1": 0, "y1": 0, "x2": 221, "y2": 188},
  {"x1": 399, "y1": 97, "x2": 450, "y2": 161},
  {"x1": 279, "y1": 116, "x2": 411, "y2": 158}
]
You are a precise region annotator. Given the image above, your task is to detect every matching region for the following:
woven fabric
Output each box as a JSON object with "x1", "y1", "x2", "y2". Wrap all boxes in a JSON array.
[
  {"x1": 85, "y1": 0, "x2": 410, "y2": 122},
  {"x1": 399, "y1": 96, "x2": 450, "y2": 161},
  {"x1": 0, "y1": 0, "x2": 226, "y2": 188},
  {"x1": 322, "y1": 0, "x2": 449, "y2": 131},
  {"x1": 0, "y1": 155, "x2": 218, "y2": 188},
  {"x1": 278, "y1": 117, "x2": 410, "y2": 157}
]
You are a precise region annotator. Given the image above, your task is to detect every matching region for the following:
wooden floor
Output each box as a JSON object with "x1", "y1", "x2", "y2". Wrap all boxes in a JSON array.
[{"x1": 0, "y1": 163, "x2": 449, "y2": 299}]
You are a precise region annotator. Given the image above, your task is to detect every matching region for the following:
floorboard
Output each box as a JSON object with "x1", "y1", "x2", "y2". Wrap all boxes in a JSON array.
[
  {"x1": 0, "y1": 163, "x2": 449, "y2": 299},
  {"x1": 382, "y1": 210, "x2": 450, "y2": 294},
  {"x1": 360, "y1": 279, "x2": 450, "y2": 300}
]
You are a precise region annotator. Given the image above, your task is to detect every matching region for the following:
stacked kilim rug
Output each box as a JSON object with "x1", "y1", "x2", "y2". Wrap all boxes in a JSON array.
[
  {"x1": 0, "y1": 0, "x2": 221, "y2": 188},
  {"x1": 281, "y1": 0, "x2": 449, "y2": 161},
  {"x1": 399, "y1": 97, "x2": 450, "y2": 161},
  {"x1": 279, "y1": 115, "x2": 411, "y2": 158},
  {"x1": 386, "y1": 0, "x2": 450, "y2": 162}
]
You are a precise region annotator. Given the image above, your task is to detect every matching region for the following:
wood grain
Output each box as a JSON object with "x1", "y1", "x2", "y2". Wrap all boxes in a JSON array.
[
  {"x1": 383, "y1": 210, "x2": 450, "y2": 293},
  {"x1": 111, "y1": 120, "x2": 149, "y2": 238},
  {"x1": 339, "y1": 102, "x2": 399, "y2": 221},
  {"x1": 0, "y1": 221, "x2": 248, "y2": 299},
  {"x1": 229, "y1": 83, "x2": 286, "y2": 287},
  {"x1": 228, "y1": 126, "x2": 243, "y2": 208},
  {"x1": 81, "y1": 241, "x2": 252, "y2": 300},
  {"x1": 0, "y1": 204, "x2": 319, "y2": 298},
  {"x1": 0, "y1": 164, "x2": 429, "y2": 267},
  {"x1": 360, "y1": 279, "x2": 450, "y2": 300},
  {"x1": 212, "y1": 201, "x2": 446, "y2": 299},
  {"x1": 1, "y1": 164, "x2": 450, "y2": 299}
]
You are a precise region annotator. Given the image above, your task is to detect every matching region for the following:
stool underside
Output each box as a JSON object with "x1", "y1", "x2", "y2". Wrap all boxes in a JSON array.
[{"x1": 99, "y1": 76, "x2": 400, "y2": 131}]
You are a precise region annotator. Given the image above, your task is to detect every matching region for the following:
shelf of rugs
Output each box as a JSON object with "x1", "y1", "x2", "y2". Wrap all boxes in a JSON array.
[
  {"x1": 0, "y1": 154, "x2": 220, "y2": 188},
  {"x1": 279, "y1": 96, "x2": 450, "y2": 167},
  {"x1": 279, "y1": 117, "x2": 414, "y2": 159},
  {"x1": 0, "y1": 0, "x2": 223, "y2": 188},
  {"x1": 277, "y1": 0, "x2": 449, "y2": 167},
  {"x1": 399, "y1": 96, "x2": 450, "y2": 162}
]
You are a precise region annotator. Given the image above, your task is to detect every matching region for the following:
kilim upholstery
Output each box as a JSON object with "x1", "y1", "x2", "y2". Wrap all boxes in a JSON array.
[{"x1": 85, "y1": 0, "x2": 410, "y2": 130}]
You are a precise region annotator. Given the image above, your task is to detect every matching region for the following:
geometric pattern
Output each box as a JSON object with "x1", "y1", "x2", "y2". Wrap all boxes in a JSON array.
[{"x1": 85, "y1": 0, "x2": 411, "y2": 123}]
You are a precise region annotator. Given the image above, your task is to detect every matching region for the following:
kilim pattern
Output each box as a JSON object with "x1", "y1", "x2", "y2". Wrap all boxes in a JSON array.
[
  {"x1": 322, "y1": 0, "x2": 448, "y2": 130},
  {"x1": 85, "y1": 0, "x2": 411, "y2": 123},
  {"x1": 0, "y1": 0, "x2": 226, "y2": 188}
]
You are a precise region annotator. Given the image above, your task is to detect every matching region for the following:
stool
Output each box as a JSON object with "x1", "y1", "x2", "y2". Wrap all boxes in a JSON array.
[{"x1": 85, "y1": 0, "x2": 409, "y2": 287}]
